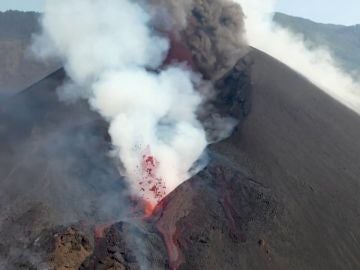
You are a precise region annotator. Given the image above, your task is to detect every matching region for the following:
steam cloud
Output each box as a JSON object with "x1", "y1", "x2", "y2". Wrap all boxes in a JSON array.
[
  {"x1": 236, "y1": 0, "x2": 360, "y2": 114},
  {"x1": 32, "y1": 0, "x2": 208, "y2": 204}
]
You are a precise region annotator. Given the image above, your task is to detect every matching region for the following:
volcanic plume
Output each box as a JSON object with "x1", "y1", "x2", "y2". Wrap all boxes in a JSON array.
[
  {"x1": 3, "y1": 0, "x2": 360, "y2": 268},
  {"x1": 33, "y1": 0, "x2": 200, "y2": 206},
  {"x1": 236, "y1": 0, "x2": 360, "y2": 114},
  {"x1": 32, "y1": 0, "x2": 247, "y2": 207}
]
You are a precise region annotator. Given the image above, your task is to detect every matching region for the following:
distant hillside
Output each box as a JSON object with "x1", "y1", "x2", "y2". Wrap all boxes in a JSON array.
[
  {"x1": 0, "y1": 10, "x2": 40, "y2": 39},
  {"x1": 273, "y1": 12, "x2": 360, "y2": 73},
  {"x1": 0, "y1": 11, "x2": 58, "y2": 100}
]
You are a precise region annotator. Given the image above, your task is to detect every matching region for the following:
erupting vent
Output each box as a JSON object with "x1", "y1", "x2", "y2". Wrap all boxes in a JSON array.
[{"x1": 138, "y1": 147, "x2": 166, "y2": 211}]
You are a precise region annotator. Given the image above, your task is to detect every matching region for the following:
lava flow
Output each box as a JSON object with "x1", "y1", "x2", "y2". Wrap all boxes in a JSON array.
[
  {"x1": 139, "y1": 148, "x2": 184, "y2": 269},
  {"x1": 93, "y1": 34, "x2": 195, "y2": 267},
  {"x1": 156, "y1": 221, "x2": 184, "y2": 270},
  {"x1": 214, "y1": 166, "x2": 246, "y2": 242}
]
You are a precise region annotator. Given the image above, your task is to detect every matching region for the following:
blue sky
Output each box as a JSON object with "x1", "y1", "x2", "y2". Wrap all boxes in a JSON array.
[
  {"x1": 276, "y1": 0, "x2": 360, "y2": 25},
  {"x1": 0, "y1": 0, "x2": 44, "y2": 13},
  {"x1": 0, "y1": 0, "x2": 359, "y2": 25}
]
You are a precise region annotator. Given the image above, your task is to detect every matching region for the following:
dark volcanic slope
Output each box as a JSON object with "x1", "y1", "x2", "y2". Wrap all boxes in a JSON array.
[
  {"x1": 0, "y1": 70, "x2": 132, "y2": 269},
  {"x1": 1, "y1": 48, "x2": 360, "y2": 269},
  {"x1": 131, "y1": 48, "x2": 360, "y2": 270},
  {"x1": 209, "y1": 49, "x2": 360, "y2": 269},
  {"x1": 0, "y1": 11, "x2": 58, "y2": 99}
]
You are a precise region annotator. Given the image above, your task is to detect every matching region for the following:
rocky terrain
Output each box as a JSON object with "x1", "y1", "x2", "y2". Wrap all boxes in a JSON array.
[{"x1": 1, "y1": 46, "x2": 360, "y2": 269}]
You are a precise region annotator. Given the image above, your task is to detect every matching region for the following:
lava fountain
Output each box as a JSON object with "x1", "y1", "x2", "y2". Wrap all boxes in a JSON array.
[
  {"x1": 32, "y1": 0, "x2": 246, "y2": 268},
  {"x1": 138, "y1": 146, "x2": 166, "y2": 216}
]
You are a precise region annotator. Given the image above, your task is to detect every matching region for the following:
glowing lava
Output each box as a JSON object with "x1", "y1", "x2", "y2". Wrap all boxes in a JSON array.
[
  {"x1": 138, "y1": 146, "x2": 167, "y2": 205},
  {"x1": 164, "y1": 32, "x2": 194, "y2": 68},
  {"x1": 94, "y1": 35, "x2": 195, "y2": 268},
  {"x1": 94, "y1": 223, "x2": 112, "y2": 250},
  {"x1": 156, "y1": 223, "x2": 184, "y2": 270},
  {"x1": 143, "y1": 199, "x2": 156, "y2": 218}
]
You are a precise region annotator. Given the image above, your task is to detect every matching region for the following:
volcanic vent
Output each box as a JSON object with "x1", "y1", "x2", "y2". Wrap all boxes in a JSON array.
[
  {"x1": 2, "y1": 0, "x2": 360, "y2": 269},
  {"x1": 30, "y1": 0, "x2": 251, "y2": 209},
  {"x1": 0, "y1": 0, "x2": 257, "y2": 269}
]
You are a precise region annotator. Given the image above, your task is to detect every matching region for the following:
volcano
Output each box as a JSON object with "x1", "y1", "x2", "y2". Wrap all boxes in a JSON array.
[{"x1": 1, "y1": 45, "x2": 360, "y2": 269}]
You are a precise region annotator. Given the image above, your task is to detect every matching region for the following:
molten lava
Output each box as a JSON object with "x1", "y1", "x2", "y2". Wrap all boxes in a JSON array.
[
  {"x1": 143, "y1": 199, "x2": 156, "y2": 218},
  {"x1": 138, "y1": 146, "x2": 167, "y2": 205},
  {"x1": 163, "y1": 32, "x2": 194, "y2": 68},
  {"x1": 94, "y1": 224, "x2": 110, "y2": 239},
  {"x1": 93, "y1": 34, "x2": 195, "y2": 269},
  {"x1": 156, "y1": 223, "x2": 184, "y2": 270}
]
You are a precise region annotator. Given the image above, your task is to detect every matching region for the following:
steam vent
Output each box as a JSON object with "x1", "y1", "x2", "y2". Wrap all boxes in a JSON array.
[{"x1": 1, "y1": 0, "x2": 360, "y2": 270}]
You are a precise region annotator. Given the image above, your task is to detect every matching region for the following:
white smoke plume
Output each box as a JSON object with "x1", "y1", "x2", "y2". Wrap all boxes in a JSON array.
[
  {"x1": 32, "y1": 0, "x2": 207, "y2": 205},
  {"x1": 236, "y1": 0, "x2": 360, "y2": 114}
]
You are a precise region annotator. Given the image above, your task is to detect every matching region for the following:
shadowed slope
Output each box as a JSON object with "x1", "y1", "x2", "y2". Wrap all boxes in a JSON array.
[
  {"x1": 44, "y1": 49, "x2": 360, "y2": 269},
  {"x1": 209, "y1": 49, "x2": 360, "y2": 269},
  {"x1": 0, "y1": 11, "x2": 59, "y2": 97},
  {"x1": 1, "y1": 48, "x2": 360, "y2": 269}
]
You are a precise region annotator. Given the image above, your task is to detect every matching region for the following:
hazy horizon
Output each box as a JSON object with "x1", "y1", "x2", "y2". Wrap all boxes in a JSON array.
[
  {"x1": 0, "y1": 0, "x2": 359, "y2": 26},
  {"x1": 276, "y1": 0, "x2": 360, "y2": 26}
]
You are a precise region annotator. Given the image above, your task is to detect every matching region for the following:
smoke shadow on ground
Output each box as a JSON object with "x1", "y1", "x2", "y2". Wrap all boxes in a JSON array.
[{"x1": 0, "y1": 69, "x2": 138, "y2": 268}]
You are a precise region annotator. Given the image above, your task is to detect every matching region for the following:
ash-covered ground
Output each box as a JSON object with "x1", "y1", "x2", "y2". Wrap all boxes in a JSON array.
[{"x1": 2, "y1": 47, "x2": 360, "y2": 270}]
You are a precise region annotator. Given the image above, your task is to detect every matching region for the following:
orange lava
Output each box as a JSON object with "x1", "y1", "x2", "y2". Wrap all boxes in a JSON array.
[
  {"x1": 128, "y1": 196, "x2": 160, "y2": 220},
  {"x1": 94, "y1": 223, "x2": 112, "y2": 240},
  {"x1": 143, "y1": 200, "x2": 156, "y2": 218},
  {"x1": 164, "y1": 32, "x2": 194, "y2": 68},
  {"x1": 156, "y1": 223, "x2": 184, "y2": 270},
  {"x1": 138, "y1": 146, "x2": 167, "y2": 204}
]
